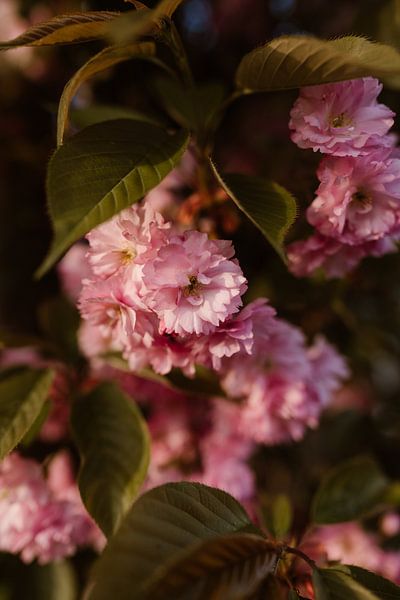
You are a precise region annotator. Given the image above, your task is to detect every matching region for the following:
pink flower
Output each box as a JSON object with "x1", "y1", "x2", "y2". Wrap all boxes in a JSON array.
[
  {"x1": 301, "y1": 523, "x2": 400, "y2": 583},
  {"x1": 307, "y1": 151, "x2": 400, "y2": 244},
  {"x1": 78, "y1": 275, "x2": 139, "y2": 352},
  {"x1": 86, "y1": 202, "x2": 169, "y2": 279},
  {"x1": 287, "y1": 232, "x2": 398, "y2": 278},
  {"x1": 289, "y1": 78, "x2": 395, "y2": 156},
  {"x1": 307, "y1": 336, "x2": 349, "y2": 406},
  {"x1": 0, "y1": 453, "x2": 103, "y2": 564},
  {"x1": 58, "y1": 242, "x2": 91, "y2": 303},
  {"x1": 142, "y1": 230, "x2": 247, "y2": 335}
]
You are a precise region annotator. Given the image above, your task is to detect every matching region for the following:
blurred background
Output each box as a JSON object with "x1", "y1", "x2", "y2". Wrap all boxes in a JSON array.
[{"x1": 2, "y1": 0, "x2": 400, "y2": 595}]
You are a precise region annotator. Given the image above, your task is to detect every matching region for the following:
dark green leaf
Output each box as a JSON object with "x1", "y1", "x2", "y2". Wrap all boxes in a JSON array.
[
  {"x1": 153, "y1": 77, "x2": 225, "y2": 135},
  {"x1": 235, "y1": 35, "x2": 400, "y2": 92},
  {"x1": 288, "y1": 591, "x2": 302, "y2": 600},
  {"x1": 87, "y1": 482, "x2": 259, "y2": 600},
  {"x1": 57, "y1": 41, "x2": 158, "y2": 145},
  {"x1": 71, "y1": 382, "x2": 150, "y2": 537},
  {"x1": 0, "y1": 368, "x2": 54, "y2": 459},
  {"x1": 211, "y1": 166, "x2": 297, "y2": 261},
  {"x1": 70, "y1": 104, "x2": 167, "y2": 130},
  {"x1": 38, "y1": 296, "x2": 80, "y2": 363},
  {"x1": 166, "y1": 365, "x2": 225, "y2": 397},
  {"x1": 333, "y1": 566, "x2": 400, "y2": 600},
  {"x1": 312, "y1": 456, "x2": 388, "y2": 524},
  {"x1": 0, "y1": 12, "x2": 119, "y2": 49},
  {"x1": 148, "y1": 533, "x2": 278, "y2": 600},
  {"x1": 37, "y1": 119, "x2": 189, "y2": 277},
  {"x1": 313, "y1": 568, "x2": 381, "y2": 600}
]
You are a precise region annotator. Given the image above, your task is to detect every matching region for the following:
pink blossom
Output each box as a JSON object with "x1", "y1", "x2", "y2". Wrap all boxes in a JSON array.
[
  {"x1": 287, "y1": 232, "x2": 398, "y2": 278},
  {"x1": 58, "y1": 242, "x2": 91, "y2": 303},
  {"x1": 221, "y1": 301, "x2": 347, "y2": 445},
  {"x1": 142, "y1": 230, "x2": 247, "y2": 335},
  {"x1": 289, "y1": 78, "x2": 394, "y2": 156},
  {"x1": 307, "y1": 151, "x2": 400, "y2": 244},
  {"x1": 78, "y1": 275, "x2": 139, "y2": 352},
  {"x1": 0, "y1": 453, "x2": 103, "y2": 564},
  {"x1": 301, "y1": 523, "x2": 400, "y2": 583},
  {"x1": 86, "y1": 202, "x2": 169, "y2": 279}
]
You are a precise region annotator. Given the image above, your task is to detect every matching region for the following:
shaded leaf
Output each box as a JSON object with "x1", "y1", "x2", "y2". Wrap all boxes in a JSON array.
[
  {"x1": 70, "y1": 104, "x2": 167, "y2": 130},
  {"x1": 38, "y1": 296, "x2": 80, "y2": 363},
  {"x1": 313, "y1": 568, "x2": 381, "y2": 600},
  {"x1": 71, "y1": 382, "x2": 150, "y2": 537},
  {"x1": 333, "y1": 566, "x2": 400, "y2": 600},
  {"x1": 262, "y1": 494, "x2": 293, "y2": 539},
  {"x1": 0, "y1": 368, "x2": 54, "y2": 459},
  {"x1": 106, "y1": 0, "x2": 185, "y2": 46},
  {"x1": 235, "y1": 35, "x2": 400, "y2": 92},
  {"x1": 37, "y1": 119, "x2": 189, "y2": 277},
  {"x1": 312, "y1": 456, "x2": 388, "y2": 524},
  {"x1": 57, "y1": 41, "x2": 163, "y2": 145},
  {"x1": 153, "y1": 77, "x2": 225, "y2": 135},
  {"x1": 211, "y1": 165, "x2": 297, "y2": 261},
  {"x1": 88, "y1": 482, "x2": 259, "y2": 600},
  {"x1": 0, "y1": 12, "x2": 119, "y2": 49},
  {"x1": 166, "y1": 365, "x2": 225, "y2": 397},
  {"x1": 148, "y1": 533, "x2": 278, "y2": 600}
]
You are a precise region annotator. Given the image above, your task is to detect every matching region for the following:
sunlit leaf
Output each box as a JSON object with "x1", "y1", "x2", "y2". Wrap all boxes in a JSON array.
[
  {"x1": 0, "y1": 12, "x2": 119, "y2": 49},
  {"x1": 88, "y1": 482, "x2": 259, "y2": 599},
  {"x1": 312, "y1": 456, "x2": 388, "y2": 524},
  {"x1": 313, "y1": 567, "x2": 388, "y2": 600},
  {"x1": 148, "y1": 533, "x2": 278, "y2": 599},
  {"x1": 236, "y1": 35, "x2": 400, "y2": 92},
  {"x1": 211, "y1": 165, "x2": 297, "y2": 262},
  {"x1": 106, "y1": 0, "x2": 185, "y2": 46},
  {"x1": 71, "y1": 382, "x2": 150, "y2": 537},
  {"x1": 334, "y1": 566, "x2": 400, "y2": 599},
  {"x1": 57, "y1": 41, "x2": 164, "y2": 145},
  {"x1": 37, "y1": 119, "x2": 189, "y2": 277},
  {"x1": 0, "y1": 368, "x2": 54, "y2": 459}
]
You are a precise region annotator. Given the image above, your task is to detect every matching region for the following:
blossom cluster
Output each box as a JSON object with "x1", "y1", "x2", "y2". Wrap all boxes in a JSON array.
[
  {"x1": 76, "y1": 202, "x2": 348, "y2": 449},
  {"x1": 0, "y1": 451, "x2": 104, "y2": 564},
  {"x1": 288, "y1": 77, "x2": 400, "y2": 278}
]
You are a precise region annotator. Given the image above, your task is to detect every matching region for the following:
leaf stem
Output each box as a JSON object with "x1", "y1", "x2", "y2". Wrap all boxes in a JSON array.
[{"x1": 283, "y1": 545, "x2": 317, "y2": 570}]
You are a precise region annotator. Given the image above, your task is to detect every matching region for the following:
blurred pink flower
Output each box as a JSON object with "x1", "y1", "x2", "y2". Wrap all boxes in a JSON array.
[
  {"x1": 0, "y1": 452, "x2": 103, "y2": 564},
  {"x1": 290, "y1": 78, "x2": 394, "y2": 157},
  {"x1": 58, "y1": 243, "x2": 91, "y2": 303},
  {"x1": 287, "y1": 231, "x2": 398, "y2": 278},
  {"x1": 307, "y1": 151, "x2": 400, "y2": 244}
]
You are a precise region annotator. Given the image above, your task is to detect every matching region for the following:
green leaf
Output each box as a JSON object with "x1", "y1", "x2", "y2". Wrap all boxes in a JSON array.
[
  {"x1": 106, "y1": 0, "x2": 185, "y2": 46},
  {"x1": 71, "y1": 382, "x2": 150, "y2": 537},
  {"x1": 288, "y1": 591, "x2": 302, "y2": 600},
  {"x1": 313, "y1": 568, "x2": 381, "y2": 600},
  {"x1": 152, "y1": 77, "x2": 225, "y2": 136},
  {"x1": 87, "y1": 482, "x2": 259, "y2": 600},
  {"x1": 148, "y1": 533, "x2": 278, "y2": 600},
  {"x1": 0, "y1": 12, "x2": 119, "y2": 49},
  {"x1": 38, "y1": 296, "x2": 80, "y2": 363},
  {"x1": 57, "y1": 41, "x2": 164, "y2": 145},
  {"x1": 0, "y1": 368, "x2": 54, "y2": 459},
  {"x1": 26, "y1": 561, "x2": 77, "y2": 600},
  {"x1": 166, "y1": 365, "x2": 225, "y2": 397},
  {"x1": 312, "y1": 456, "x2": 388, "y2": 524},
  {"x1": 70, "y1": 104, "x2": 167, "y2": 130},
  {"x1": 37, "y1": 119, "x2": 189, "y2": 277},
  {"x1": 211, "y1": 165, "x2": 297, "y2": 261},
  {"x1": 235, "y1": 35, "x2": 400, "y2": 92},
  {"x1": 262, "y1": 494, "x2": 293, "y2": 539},
  {"x1": 333, "y1": 566, "x2": 400, "y2": 600}
]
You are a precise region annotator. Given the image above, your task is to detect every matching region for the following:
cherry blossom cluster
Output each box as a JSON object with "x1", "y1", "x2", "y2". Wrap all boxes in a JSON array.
[
  {"x1": 287, "y1": 77, "x2": 400, "y2": 278},
  {"x1": 76, "y1": 202, "x2": 348, "y2": 446},
  {"x1": 0, "y1": 451, "x2": 104, "y2": 564}
]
